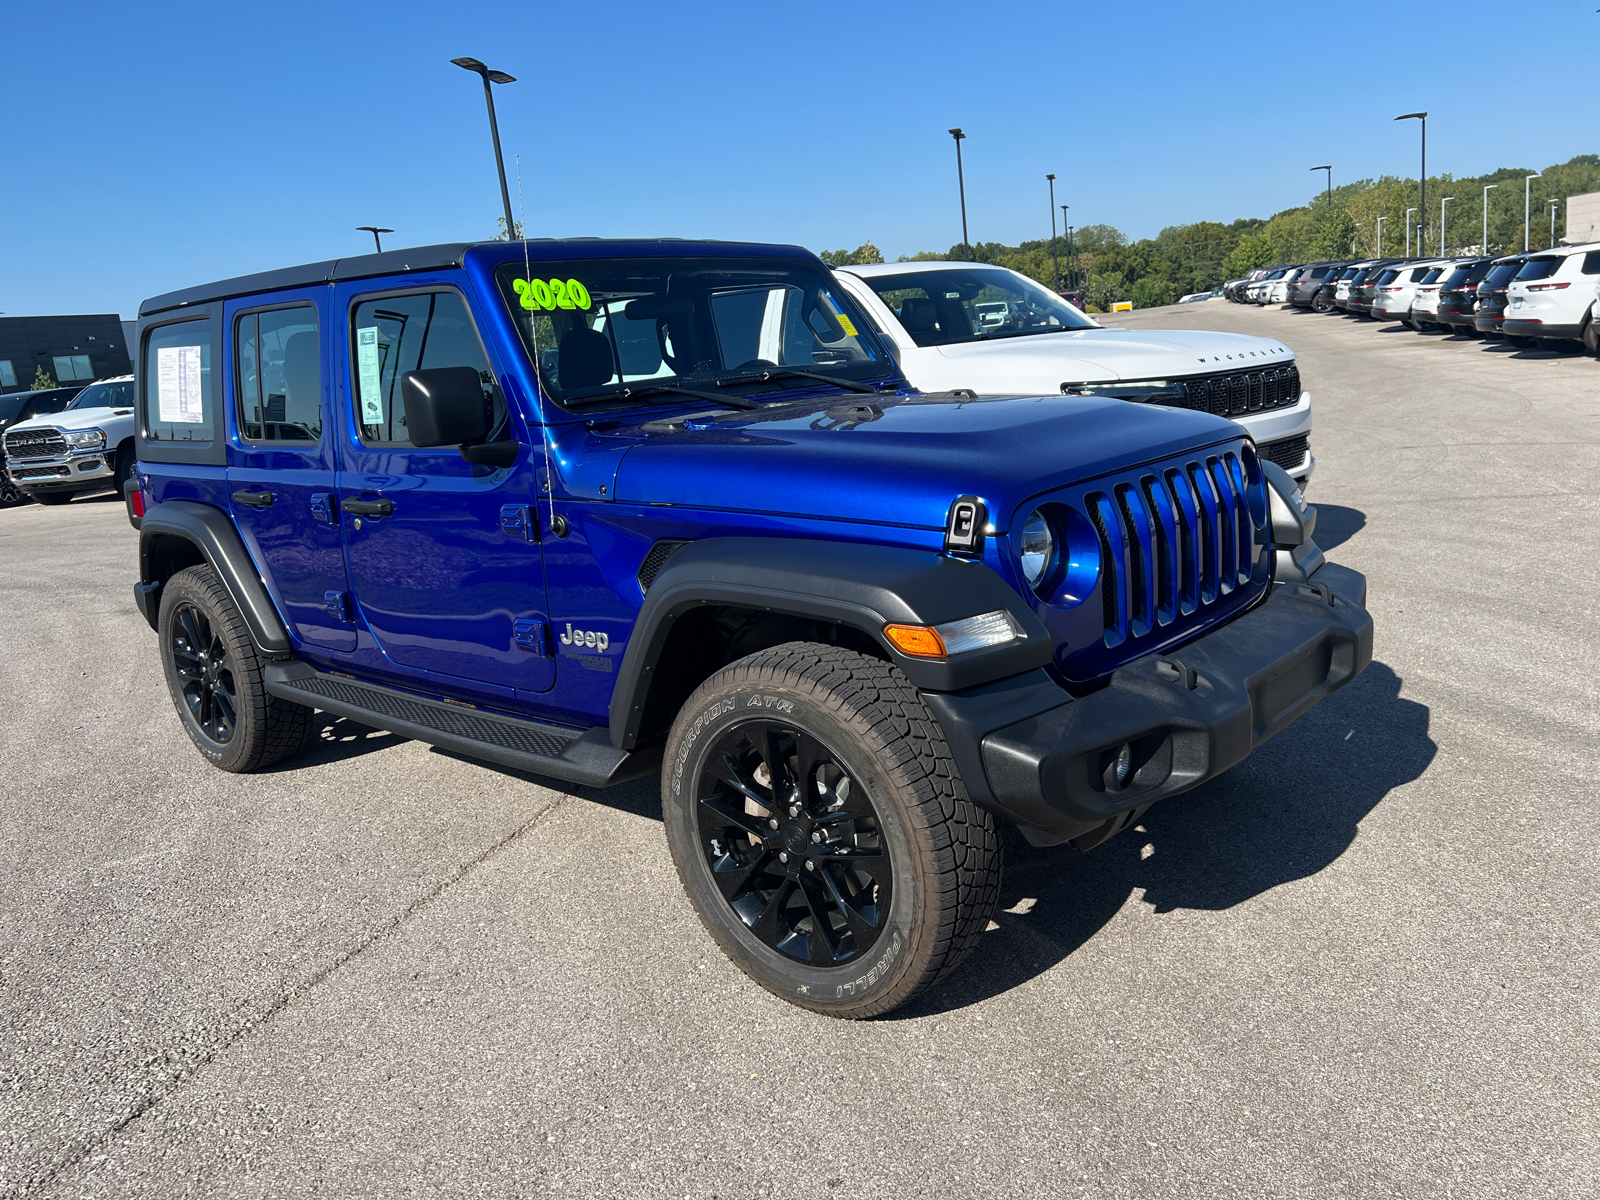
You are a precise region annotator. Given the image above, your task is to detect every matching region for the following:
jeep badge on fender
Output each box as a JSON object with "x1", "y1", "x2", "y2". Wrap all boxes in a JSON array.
[{"x1": 130, "y1": 236, "x2": 1372, "y2": 1019}]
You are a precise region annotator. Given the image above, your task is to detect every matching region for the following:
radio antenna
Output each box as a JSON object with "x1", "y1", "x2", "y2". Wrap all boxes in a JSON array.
[{"x1": 517, "y1": 153, "x2": 560, "y2": 536}]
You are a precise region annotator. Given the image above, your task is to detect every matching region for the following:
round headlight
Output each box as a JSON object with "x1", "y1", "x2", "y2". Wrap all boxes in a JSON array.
[{"x1": 1018, "y1": 508, "x2": 1055, "y2": 589}]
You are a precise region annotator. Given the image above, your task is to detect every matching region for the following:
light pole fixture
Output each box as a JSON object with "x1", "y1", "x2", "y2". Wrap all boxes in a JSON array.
[
  {"x1": 356, "y1": 226, "x2": 393, "y2": 253},
  {"x1": 1550, "y1": 198, "x2": 1561, "y2": 249},
  {"x1": 1047, "y1": 174, "x2": 1060, "y2": 290},
  {"x1": 1405, "y1": 208, "x2": 1417, "y2": 257},
  {"x1": 452, "y1": 56, "x2": 519, "y2": 240},
  {"x1": 1310, "y1": 165, "x2": 1332, "y2": 211},
  {"x1": 1375, "y1": 215, "x2": 1386, "y2": 257},
  {"x1": 1440, "y1": 196, "x2": 1455, "y2": 256},
  {"x1": 1482, "y1": 184, "x2": 1498, "y2": 257},
  {"x1": 1396, "y1": 112, "x2": 1428, "y2": 251},
  {"x1": 948, "y1": 129, "x2": 970, "y2": 260},
  {"x1": 1524, "y1": 173, "x2": 1541, "y2": 251}
]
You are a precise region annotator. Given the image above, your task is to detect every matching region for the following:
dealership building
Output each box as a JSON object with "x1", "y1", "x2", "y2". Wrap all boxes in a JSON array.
[{"x1": 0, "y1": 315, "x2": 133, "y2": 394}]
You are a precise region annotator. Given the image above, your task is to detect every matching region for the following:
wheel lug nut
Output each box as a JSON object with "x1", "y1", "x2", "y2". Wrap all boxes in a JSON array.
[
  {"x1": 778, "y1": 851, "x2": 788, "y2": 864},
  {"x1": 805, "y1": 860, "x2": 816, "y2": 872},
  {"x1": 789, "y1": 806, "x2": 800, "y2": 818},
  {"x1": 811, "y1": 831, "x2": 822, "y2": 843},
  {"x1": 768, "y1": 818, "x2": 779, "y2": 830}
]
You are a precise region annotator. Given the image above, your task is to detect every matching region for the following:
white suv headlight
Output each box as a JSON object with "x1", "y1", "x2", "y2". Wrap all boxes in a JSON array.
[{"x1": 66, "y1": 429, "x2": 106, "y2": 450}]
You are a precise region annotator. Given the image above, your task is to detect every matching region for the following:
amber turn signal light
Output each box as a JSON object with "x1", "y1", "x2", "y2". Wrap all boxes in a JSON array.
[{"x1": 883, "y1": 624, "x2": 947, "y2": 658}]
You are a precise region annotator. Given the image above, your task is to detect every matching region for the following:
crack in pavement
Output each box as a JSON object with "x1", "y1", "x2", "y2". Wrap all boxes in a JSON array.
[{"x1": 8, "y1": 789, "x2": 573, "y2": 1200}]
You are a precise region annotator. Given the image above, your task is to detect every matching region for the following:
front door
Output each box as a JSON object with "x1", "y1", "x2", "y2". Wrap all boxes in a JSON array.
[
  {"x1": 225, "y1": 291, "x2": 356, "y2": 652},
  {"x1": 333, "y1": 281, "x2": 553, "y2": 693}
]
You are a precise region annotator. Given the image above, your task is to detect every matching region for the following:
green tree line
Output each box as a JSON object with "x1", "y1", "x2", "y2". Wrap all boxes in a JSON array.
[{"x1": 821, "y1": 154, "x2": 1599, "y2": 311}]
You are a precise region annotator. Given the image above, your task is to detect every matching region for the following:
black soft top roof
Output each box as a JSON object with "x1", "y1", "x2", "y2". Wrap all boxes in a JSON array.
[{"x1": 139, "y1": 238, "x2": 815, "y2": 317}]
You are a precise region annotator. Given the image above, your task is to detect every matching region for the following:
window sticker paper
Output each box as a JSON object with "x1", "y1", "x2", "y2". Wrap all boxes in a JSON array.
[
  {"x1": 157, "y1": 345, "x2": 205, "y2": 423},
  {"x1": 356, "y1": 327, "x2": 383, "y2": 423}
]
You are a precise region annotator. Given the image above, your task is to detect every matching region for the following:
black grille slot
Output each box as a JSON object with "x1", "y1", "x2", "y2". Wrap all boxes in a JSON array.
[
  {"x1": 1259, "y1": 434, "x2": 1310, "y2": 473},
  {"x1": 1086, "y1": 497, "x2": 1118, "y2": 634},
  {"x1": 1113, "y1": 485, "x2": 1147, "y2": 631},
  {"x1": 637, "y1": 539, "x2": 690, "y2": 594}
]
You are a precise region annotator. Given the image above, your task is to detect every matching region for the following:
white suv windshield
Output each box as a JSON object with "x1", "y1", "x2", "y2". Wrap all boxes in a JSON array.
[{"x1": 859, "y1": 266, "x2": 1097, "y2": 347}]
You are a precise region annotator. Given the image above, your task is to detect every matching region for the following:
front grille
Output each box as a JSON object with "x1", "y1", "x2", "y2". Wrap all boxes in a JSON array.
[
  {"x1": 13, "y1": 466, "x2": 72, "y2": 480},
  {"x1": 1085, "y1": 448, "x2": 1262, "y2": 650},
  {"x1": 1171, "y1": 363, "x2": 1300, "y2": 418},
  {"x1": 1258, "y1": 434, "x2": 1310, "y2": 473},
  {"x1": 4, "y1": 429, "x2": 68, "y2": 459}
]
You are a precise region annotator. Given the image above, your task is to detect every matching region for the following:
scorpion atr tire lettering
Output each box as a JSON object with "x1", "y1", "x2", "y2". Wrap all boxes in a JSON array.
[{"x1": 661, "y1": 642, "x2": 1003, "y2": 1019}]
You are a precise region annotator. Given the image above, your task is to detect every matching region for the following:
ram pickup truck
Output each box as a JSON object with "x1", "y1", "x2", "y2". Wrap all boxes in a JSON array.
[
  {"x1": 4, "y1": 376, "x2": 136, "y2": 505},
  {"x1": 129, "y1": 238, "x2": 1372, "y2": 1018}
]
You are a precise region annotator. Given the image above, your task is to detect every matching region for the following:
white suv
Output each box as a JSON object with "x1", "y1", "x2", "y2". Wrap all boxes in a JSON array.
[
  {"x1": 832, "y1": 261, "x2": 1316, "y2": 486},
  {"x1": 3, "y1": 375, "x2": 137, "y2": 506},
  {"x1": 1502, "y1": 244, "x2": 1600, "y2": 349},
  {"x1": 1372, "y1": 260, "x2": 1452, "y2": 323},
  {"x1": 1408, "y1": 261, "x2": 1458, "y2": 331}
]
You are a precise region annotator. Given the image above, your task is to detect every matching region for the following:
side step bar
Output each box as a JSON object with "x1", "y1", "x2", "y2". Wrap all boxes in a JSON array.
[{"x1": 264, "y1": 661, "x2": 660, "y2": 788}]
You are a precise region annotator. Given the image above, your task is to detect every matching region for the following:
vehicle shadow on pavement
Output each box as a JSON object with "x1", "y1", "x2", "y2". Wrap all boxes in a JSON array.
[
  {"x1": 1312, "y1": 505, "x2": 1365, "y2": 550},
  {"x1": 894, "y1": 660, "x2": 1435, "y2": 1018},
  {"x1": 265, "y1": 713, "x2": 407, "y2": 770}
]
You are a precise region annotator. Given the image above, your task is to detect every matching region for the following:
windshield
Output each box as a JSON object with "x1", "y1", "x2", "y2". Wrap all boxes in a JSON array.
[
  {"x1": 858, "y1": 266, "x2": 1096, "y2": 347},
  {"x1": 66, "y1": 379, "x2": 135, "y2": 411},
  {"x1": 495, "y1": 257, "x2": 891, "y2": 408}
]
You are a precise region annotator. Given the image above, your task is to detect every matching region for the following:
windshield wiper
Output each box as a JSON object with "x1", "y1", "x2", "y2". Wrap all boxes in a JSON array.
[
  {"x1": 715, "y1": 368, "x2": 878, "y2": 395},
  {"x1": 569, "y1": 382, "x2": 759, "y2": 411}
]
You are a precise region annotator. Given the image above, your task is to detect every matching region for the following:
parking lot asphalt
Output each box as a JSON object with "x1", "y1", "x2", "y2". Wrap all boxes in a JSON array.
[{"x1": 2, "y1": 305, "x2": 1597, "y2": 1200}]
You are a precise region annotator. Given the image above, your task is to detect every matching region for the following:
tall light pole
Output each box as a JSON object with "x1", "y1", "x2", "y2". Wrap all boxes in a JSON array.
[
  {"x1": 1062, "y1": 206, "x2": 1073, "y2": 289},
  {"x1": 1311, "y1": 165, "x2": 1332, "y2": 211},
  {"x1": 1375, "y1": 215, "x2": 1386, "y2": 257},
  {"x1": 1482, "y1": 183, "x2": 1498, "y2": 257},
  {"x1": 948, "y1": 128, "x2": 970, "y2": 260},
  {"x1": 1550, "y1": 198, "x2": 1561, "y2": 249},
  {"x1": 451, "y1": 57, "x2": 519, "y2": 240},
  {"x1": 1047, "y1": 174, "x2": 1060, "y2": 290},
  {"x1": 1405, "y1": 208, "x2": 1417, "y2": 257},
  {"x1": 1396, "y1": 112, "x2": 1428, "y2": 252},
  {"x1": 356, "y1": 226, "x2": 393, "y2": 253},
  {"x1": 1524, "y1": 173, "x2": 1541, "y2": 251},
  {"x1": 1440, "y1": 196, "x2": 1455, "y2": 256}
]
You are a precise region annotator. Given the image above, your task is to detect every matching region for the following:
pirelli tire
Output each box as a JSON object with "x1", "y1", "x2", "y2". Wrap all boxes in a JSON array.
[
  {"x1": 158, "y1": 563, "x2": 313, "y2": 773},
  {"x1": 661, "y1": 642, "x2": 1003, "y2": 1019}
]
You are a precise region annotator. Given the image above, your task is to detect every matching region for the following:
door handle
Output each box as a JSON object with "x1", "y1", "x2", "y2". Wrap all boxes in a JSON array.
[
  {"x1": 341, "y1": 497, "x2": 393, "y2": 517},
  {"x1": 232, "y1": 488, "x2": 274, "y2": 508}
]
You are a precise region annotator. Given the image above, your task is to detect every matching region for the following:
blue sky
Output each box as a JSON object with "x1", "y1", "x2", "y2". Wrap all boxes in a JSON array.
[{"x1": 5, "y1": 0, "x2": 1596, "y2": 318}]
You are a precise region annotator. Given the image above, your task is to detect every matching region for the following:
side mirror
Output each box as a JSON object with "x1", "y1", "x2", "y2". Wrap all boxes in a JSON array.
[{"x1": 402, "y1": 368, "x2": 491, "y2": 447}]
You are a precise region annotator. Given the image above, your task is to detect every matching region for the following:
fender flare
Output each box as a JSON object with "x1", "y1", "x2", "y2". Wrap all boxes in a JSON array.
[
  {"x1": 609, "y1": 537, "x2": 1052, "y2": 749},
  {"x1": 136, "y1": 500, "x2": 292, "y2": 654}
]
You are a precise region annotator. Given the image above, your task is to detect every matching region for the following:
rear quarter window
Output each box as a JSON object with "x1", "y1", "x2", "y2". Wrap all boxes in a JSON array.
[
  {"x1": 143, "y1": 319, "x2": 214, "y2": 442},
  {"x1": 1582, "y1": 251, "x2": 1600, "y2": 275}
]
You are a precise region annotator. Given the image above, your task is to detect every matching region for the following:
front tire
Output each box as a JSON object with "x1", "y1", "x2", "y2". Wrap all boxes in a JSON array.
[
  {"x1": 30, "y1": 491, "x2": 74, "y2": 506},
  {"x1": 662, "y1": 643, "x2": 1002, "y2": 1018},
  {"x1": 158, "y1": 564, "x2": 312, "y2": 772}
]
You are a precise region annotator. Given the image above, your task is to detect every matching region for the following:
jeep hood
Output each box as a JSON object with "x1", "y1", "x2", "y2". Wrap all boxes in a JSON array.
[
  {"x1": 609, "y1": 391, "x2": 1245, "y2": 530},
  {"x1": 926, "y1": 327, "x2": 1294, "y2": 392},
  {"x1": 8, "y1": 406, "x2": 133, "y2": 433}
]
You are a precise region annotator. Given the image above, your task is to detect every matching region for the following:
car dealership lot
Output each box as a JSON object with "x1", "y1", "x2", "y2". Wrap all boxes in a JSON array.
[{"x1": 2, "y1": 306, "x2": 1596, "y2": 1199}]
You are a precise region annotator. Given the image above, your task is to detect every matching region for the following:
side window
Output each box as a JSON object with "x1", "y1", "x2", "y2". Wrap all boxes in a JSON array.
[
  {"x1": 236, "y1": 305, "x2": 322, "y2": 442},
  {"x1": 0, "y1": 361, "x2": 15, "y2": 388},
  {"x1": 1582, "y1": 251, "x2": 1600, "y2": 276},
  {"x1": 144, "y1": 319, "x2": 213, "y2": 442},
  {"x1": 350, "y1": 291, "x2": 501, "y2": 446}
]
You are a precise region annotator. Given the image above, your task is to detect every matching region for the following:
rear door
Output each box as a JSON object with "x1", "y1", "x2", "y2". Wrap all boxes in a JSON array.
[
  {"x1": 332, "y1": 278, "x2": 553, "y2": 693},
  {"x1": 224, "y1": 289, "x2": 356, "y2": 652}
]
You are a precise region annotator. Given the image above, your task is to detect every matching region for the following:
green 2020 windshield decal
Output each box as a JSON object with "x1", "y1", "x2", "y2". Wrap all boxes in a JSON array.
[{"x1": 513, "y1": 277, "x2": 593, "y2": 312}]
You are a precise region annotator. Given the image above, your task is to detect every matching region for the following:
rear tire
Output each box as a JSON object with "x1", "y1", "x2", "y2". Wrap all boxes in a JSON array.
[
  {"x1": 662, "y1": 643, "x2": 1002, "y2": 1018},
  {"x1": 159, "y1": 564, "x2": 312, "y2": 772}
]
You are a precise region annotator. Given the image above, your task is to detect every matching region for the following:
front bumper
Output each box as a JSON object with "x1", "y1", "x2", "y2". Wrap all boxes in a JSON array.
[
  {"x1": 7, "y1": 447, "x2": 115, "y2": 491},
  {"x1": 925, "y1": 561, "x2": 1371, "y2": 848}
]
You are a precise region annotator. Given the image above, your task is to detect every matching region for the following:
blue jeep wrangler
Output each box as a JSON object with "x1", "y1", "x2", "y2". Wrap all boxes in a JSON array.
[{"x1": 128, "y1": 239, "x2": 1371, "y2": 1017}]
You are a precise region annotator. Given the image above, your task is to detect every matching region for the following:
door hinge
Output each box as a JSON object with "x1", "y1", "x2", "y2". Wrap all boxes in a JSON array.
[
  {"x1": 324, "y1": 591, "x2": 355, "y2": 624},
  {"x1": 513, "y1": 618, "x2": 550, "y2": 656},
  {"x1": 500, "y1": 503, "x2": 538, "y2": 541}
]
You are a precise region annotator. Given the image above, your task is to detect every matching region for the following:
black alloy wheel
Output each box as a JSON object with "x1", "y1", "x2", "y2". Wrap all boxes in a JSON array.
[
  {"x1": 695, "y1": 720, "x2": 891, "y2": 968},
  {"x1": 169, "y1": 602, "x2": 239, "y2": 746},
  {"x1": 0, "y1": 472, "x2": 23, "y2": 507}
]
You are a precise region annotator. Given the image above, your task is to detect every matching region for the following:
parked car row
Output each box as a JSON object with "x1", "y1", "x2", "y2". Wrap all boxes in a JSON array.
[{"x1": 1223, "y1": 246, "x2": 1600, "y2": 354}]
